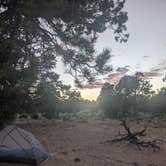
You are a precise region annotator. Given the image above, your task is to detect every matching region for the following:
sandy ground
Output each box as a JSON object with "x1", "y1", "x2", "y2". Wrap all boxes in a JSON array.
[
  {"x1": 2, "y1": 120, "x2": 166, "y2": 166},
  {"x1": 32, "y1": 120, "x2": 166, "y2": 166}
]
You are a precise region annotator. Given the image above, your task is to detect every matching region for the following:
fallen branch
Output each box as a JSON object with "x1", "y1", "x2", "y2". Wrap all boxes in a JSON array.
[{"x1": 107, "y1": 120, "x2": 160, "y2": 151}]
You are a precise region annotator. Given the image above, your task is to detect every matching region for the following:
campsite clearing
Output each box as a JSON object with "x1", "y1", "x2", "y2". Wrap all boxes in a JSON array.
[{"x1": 16, "y1": 120, "x2": 166, "y2": 166}]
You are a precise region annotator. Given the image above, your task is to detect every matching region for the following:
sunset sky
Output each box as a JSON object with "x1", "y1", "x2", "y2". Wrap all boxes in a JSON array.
[{"x1": 57, "y1": 0, "x2": 166, "y2": 100}]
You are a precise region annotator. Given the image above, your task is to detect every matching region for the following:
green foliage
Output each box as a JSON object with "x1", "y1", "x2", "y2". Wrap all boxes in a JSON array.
[
  {"x1": 61, "y1": 91, "x2": 82, "y2": 113},
  {"x1": 30, "y1": 113, "x2": 39, "y2": 120},
  {"x1": 150, "y1": 87, "x2": 166, "y2": 114},
  {"x1": 0, "y1": 108, "x2": 16, "y2": 126},
  {"x1": 19, "y1": 114, "x2": 28, "y2": 119},
  {"x1": 31, "y1": 80, "x2": 66, "y2": 119},
  {"x1": 98, "y1": 73, "x2": 155, "y2": 119},
  {"x1": 0, "y1": 0, "x2": 128, "y2": 124},
  {"x1": 97, "y1": 83, "x2": 116, "y2": 117},
  {"x1": 43, "y1": 110, "x2": 57, "y2": 120}
]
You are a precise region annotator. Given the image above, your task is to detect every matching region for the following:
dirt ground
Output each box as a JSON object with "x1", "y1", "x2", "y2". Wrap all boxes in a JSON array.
[{"x1": 25, "y1": 119, "x2": 166, "y2": 166}]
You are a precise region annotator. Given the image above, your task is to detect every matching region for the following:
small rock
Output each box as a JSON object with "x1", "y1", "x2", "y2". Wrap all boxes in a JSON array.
[{"x1": 74, "y1": 158, "x2": 81, "y2": 162}]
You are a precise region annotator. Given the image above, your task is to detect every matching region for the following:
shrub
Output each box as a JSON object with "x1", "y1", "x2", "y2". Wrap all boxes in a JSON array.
[
  {"x1": 0, "y1": 108, "x2": 16, "y2": 128},
  {"x1": 19, "y1": 114, "x2": 28, "y2": 119},
  {"x1": 30, "y1": 113, "x2": 39, "y2": 119}
]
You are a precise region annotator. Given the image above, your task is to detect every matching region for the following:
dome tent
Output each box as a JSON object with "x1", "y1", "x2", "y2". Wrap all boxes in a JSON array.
[{"x1": 0, "y1": 125, "x2": 50, "y2": 165}]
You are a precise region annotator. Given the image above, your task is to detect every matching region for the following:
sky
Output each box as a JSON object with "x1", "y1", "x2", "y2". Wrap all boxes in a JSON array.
[{"x1": 57, "y1": 0, "x2": 166, "y2": 100}]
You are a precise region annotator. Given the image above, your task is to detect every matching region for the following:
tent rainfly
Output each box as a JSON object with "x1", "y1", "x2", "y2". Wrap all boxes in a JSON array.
[{"x1": 0, "y1": 125, "x2": 50, "y2": 165}]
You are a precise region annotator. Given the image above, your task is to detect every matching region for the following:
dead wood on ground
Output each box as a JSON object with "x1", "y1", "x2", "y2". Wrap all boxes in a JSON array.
[{"x1": 105, "y1": 120, "x2": 160, "y2": 151}]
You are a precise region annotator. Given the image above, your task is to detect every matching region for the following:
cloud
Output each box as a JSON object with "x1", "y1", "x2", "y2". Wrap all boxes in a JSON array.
[
  {"x1": 76, "y1": 67, "x2": 128, "y2": 89},
  {"x1": 104, "y1": 74, "x2": 124, "y2": 84},
  {"x1": 151, "y1": 68, "x2": 161, "y2": 72},
  {"x1": 142, "y1": 72, "x2": 162, "y2": 80},
  {"x1": 116, "y1": 66, "x2": 129, "y2": 73},
  {"x1": 104, "y1": 76, "x2": 121, "y2": 84},
  {"x1": 104, "y1": 72, "x2": 128, "y2": 84},
  {"x1": 102, "y1": 66, "x2": 130, "y2": 84},
  {"x1": 77, "y1": 71, "x2": 162, "y2": 89},
  {"x1": 150, "y1": 59, "x2": 166, "y2": 73},
  {"x1": 140, "y1": 59, "x2": 166, "y2": 80},
  {"x1": 76, "y1": 81, "x2": 104, "y2": 89},
  {"x1": 76, "y1": 60, "x2": 165, "y2": 90},
  {"x1": 77, "y1": 72, "x2": 98, "y2": 79},
  {"x1": 76, "y1": 66, "x2": 130, "y2": 89},
  {"x1": 142, "y1": 56, "x2": 149, "y2": 58},
  {"x1": 135, "y1": 63, "x2": 141, "y2": 69}
]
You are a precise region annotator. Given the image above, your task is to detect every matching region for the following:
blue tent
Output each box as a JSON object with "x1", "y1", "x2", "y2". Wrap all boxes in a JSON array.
[{"x1": 0, "y1": 125, "x2": 50, "y2": 165}]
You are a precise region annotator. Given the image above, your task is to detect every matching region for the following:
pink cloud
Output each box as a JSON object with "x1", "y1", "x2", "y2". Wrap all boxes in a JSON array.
[
  {"x1": 104, "y1": 77, "x2": 121, "y2": 84},
  {"x1": 76, "y1": 82, "x2": 104, "y2": 89},
  {"x1": 103, "y1": 67, "x2": 129, "y2": 84},
  {"x1": 142, "y1": 72, "x2": 162, "y2": 80},
  {"x1": 150, "y1": 60, "x2": 166, "y2": 73}
]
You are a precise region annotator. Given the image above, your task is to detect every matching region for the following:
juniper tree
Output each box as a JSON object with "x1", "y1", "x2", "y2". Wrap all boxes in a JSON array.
[
  {"x1": 98, "y1": 73, "x2": 159, "y2": 150},
  {"x1": 0, "y1": 0, "x2": 128, "y2": 124}
]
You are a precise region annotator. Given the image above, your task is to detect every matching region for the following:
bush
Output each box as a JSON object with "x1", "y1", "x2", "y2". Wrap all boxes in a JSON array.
[
  {"x1": 19, "y1": 114, "x2": 28, "y2": 119},
  {"x1": 30, "y1": 113, "x2": 39, "y2": 119},
  {"x1": 43, "y1": 110, "x2": 59, "y2": 119},
  {"x1": 0, "y1": 108, "x2": 16, "y2": 128}
]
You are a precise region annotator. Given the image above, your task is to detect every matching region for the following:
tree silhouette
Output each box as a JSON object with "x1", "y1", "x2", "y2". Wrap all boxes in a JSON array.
[
  {"x1": 150, "y1": 87, "x2": 166, "y2": 115},
  {"x1": 115, "y1": 73, "x2": 154, "y2": 118},
  {"x1": 98, "y1": 73, "x2": 154, "y2": 118},
  {"x1": 0, "y1": 0, "x2": 129, "y2": 124},
  {"x1": 98, "y1": 73, "x2": 159, "y2": 150},
  {"x1": 97, "y1": 82, "x2": 117, "y2": 117}
]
